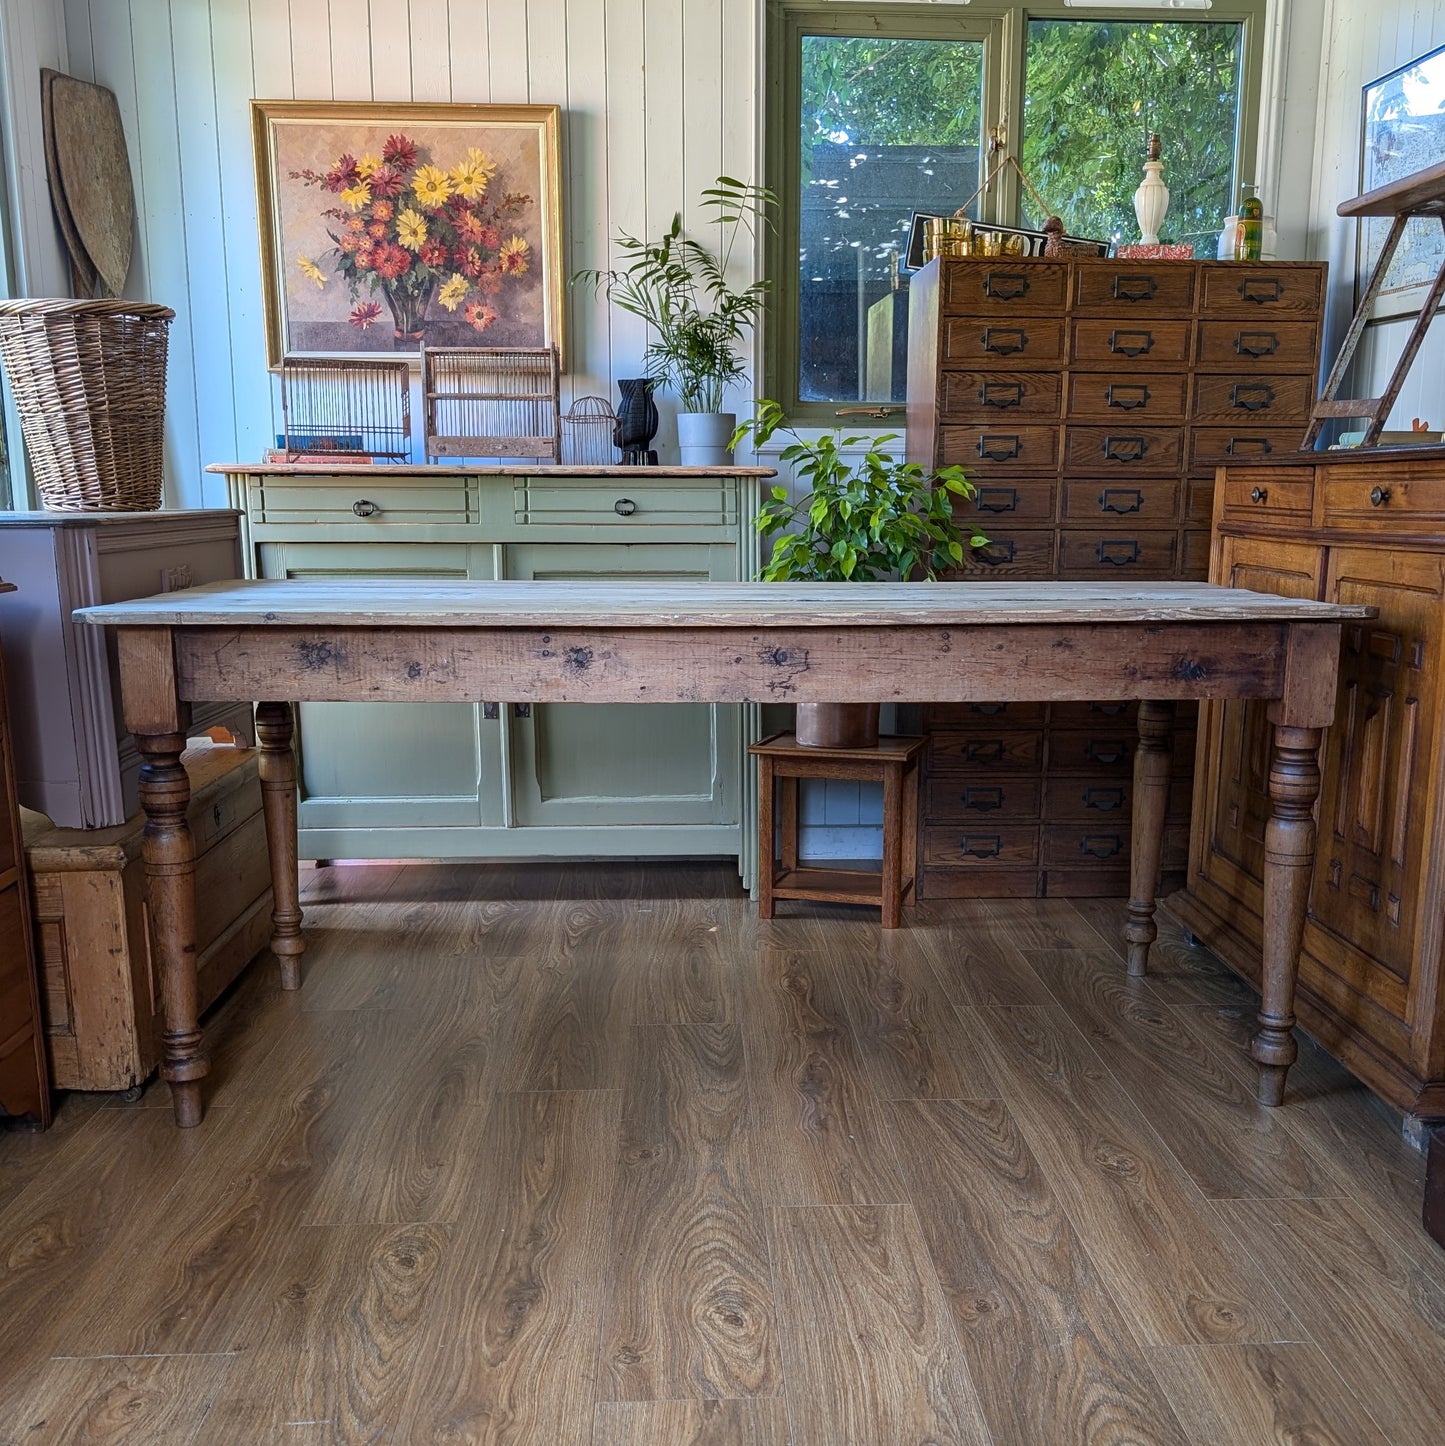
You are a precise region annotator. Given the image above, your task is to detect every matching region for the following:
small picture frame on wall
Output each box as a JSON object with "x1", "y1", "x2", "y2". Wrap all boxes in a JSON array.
[
  {"x1": 252, "y1": 100, "x2": 564, "y2": 368},
  {"x1": 1358, "y1": 43, "x2": 1445, "y2": 320}
]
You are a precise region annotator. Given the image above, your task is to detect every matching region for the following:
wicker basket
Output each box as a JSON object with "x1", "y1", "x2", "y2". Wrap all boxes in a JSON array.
[{"x1": 0, "y1": 299, "x2": 173, "y2": 511}]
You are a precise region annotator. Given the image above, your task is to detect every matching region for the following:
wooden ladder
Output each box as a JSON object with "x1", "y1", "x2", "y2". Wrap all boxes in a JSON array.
[{"x1": 1305, "y1": 157, "x2": 1445, "y2": 450}]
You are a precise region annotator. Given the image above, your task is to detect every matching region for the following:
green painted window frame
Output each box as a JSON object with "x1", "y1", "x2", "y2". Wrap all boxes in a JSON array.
[{"x1": 764, "y1": 0, "x2": 1269, "y2": 429}]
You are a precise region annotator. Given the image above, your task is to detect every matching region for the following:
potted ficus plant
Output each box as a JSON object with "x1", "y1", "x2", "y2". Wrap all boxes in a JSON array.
[
  {"x1": 576, "y1": 177, "x2": 776, "y2": 465},
  {"x1": 733, "y1": 399, "x2": 989, "y2": 747}
]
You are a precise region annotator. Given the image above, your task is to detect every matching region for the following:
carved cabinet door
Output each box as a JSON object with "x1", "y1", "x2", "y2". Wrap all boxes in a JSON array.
[{"x1": 1308, "y1": 546, "x2": 1445, "y2": 1021}]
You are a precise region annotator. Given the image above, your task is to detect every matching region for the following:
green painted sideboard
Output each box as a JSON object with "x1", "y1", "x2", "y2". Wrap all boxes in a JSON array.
[{"x1": 213, "y1": 463, "x2": 769, "y2": 885}]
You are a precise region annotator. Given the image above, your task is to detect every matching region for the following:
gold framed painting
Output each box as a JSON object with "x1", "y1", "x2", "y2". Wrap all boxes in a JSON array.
[{"x1": 252, "y1": 100, "x2": 563, "y2": 368}]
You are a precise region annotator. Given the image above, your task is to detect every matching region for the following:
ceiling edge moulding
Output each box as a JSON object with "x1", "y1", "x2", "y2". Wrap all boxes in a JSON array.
[{"x1": 1064, "y1": 1, "x2": 1213, "y2": 10}]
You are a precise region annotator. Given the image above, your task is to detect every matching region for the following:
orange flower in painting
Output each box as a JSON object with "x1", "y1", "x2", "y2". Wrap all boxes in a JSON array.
[
  {"x1": 463, "y1": 299, "x2": 498, "y2": 332},
  {"x1": 370, "y1": 199, "x2": 394, "y2": 222},
  {"x1": 349, "y1": 300, "x2": 383, "y2": 328},
  {"x1": 456, "y1": 211, "x2": 484, "y2": 243},
  {"x1": 372, "y1": 243, "x2": 411, "y2": 281}
]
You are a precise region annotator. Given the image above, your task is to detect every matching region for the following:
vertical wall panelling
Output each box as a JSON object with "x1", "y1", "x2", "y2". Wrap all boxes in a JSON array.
[
  {"x1": 249, "y1": 0, "x2": 296, "y2": 97},
  {"x1": 447, "y1": 0, "x2": 490, "y2": 103},
  {"x1": 564, "y1": 0, "x2": 610, "y2": 408},
  {"x1": 682, "y1": 0, "x2": 723, "y2": 251},
  {"x1": 642, "y1": 0, "x2": 684, "y2": 452},
  {"x1": 487, "y1": 2, "x2": 529, "y2": 105},
  {"x1": 368, "y1": 1, "x2": 415, "y2": 103},
  {"x1": 410, "y1": 0, "x2": 452, "y2": 102},
  {"x1": 328, "y1": 0, "x2": 372, "y2": 102},
  {"x1": 602, "y1": 0, "x2": 647, "y2": 399}
]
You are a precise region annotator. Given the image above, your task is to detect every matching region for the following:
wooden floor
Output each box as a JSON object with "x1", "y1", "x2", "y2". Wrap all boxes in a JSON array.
[{"x1": 1, "y1": 861, "x2": 1443, "y2": 1445}]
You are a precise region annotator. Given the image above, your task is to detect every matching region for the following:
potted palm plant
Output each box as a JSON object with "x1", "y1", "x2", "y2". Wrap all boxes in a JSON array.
[
  {"x1": 576, "y1": 177, "x2": 775, "y2": 465},
  {"x1": 733, "y1": 400, "x2": 989, "y2": 747}
]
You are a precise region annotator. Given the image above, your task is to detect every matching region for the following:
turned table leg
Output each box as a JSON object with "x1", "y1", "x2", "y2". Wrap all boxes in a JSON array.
[
  {"x1": 1124, "y1": 700, "x2": 1175, "y2": 976},
  {"x1": 256, "y1": 702, "x2": 305, "y2": 989},
  {"x1": 137, "y1": 732, "x2": 206, "y2": 1127},
  {"x1": 1255, "y1": 723, "x2": 1324, "y2": 1106}
]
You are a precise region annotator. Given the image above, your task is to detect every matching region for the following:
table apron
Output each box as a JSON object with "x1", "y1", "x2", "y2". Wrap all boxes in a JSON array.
[{"x1": 168, "y1": 621, "x2": 1297, "y2": 706}]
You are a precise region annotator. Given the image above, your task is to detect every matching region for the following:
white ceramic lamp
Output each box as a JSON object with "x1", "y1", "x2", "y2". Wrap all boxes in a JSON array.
[{"x1": 1133, "y1": 133, "x2": 1170, "y2": 246}]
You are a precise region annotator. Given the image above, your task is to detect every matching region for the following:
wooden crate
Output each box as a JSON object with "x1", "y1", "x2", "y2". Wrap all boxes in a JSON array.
[{"x1": 22, "y1": 744, "x2": 273, "y2": 1093}]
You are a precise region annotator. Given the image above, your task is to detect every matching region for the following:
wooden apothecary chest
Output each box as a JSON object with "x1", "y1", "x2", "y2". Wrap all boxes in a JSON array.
[{"x1": 906, "y1": 256, "x2": 1326, "y2": 898}]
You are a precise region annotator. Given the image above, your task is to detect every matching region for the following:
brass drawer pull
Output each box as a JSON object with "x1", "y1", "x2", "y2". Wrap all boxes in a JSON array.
[
  {"x1": 1099, "y1": 488, "x2": 1144, "y2": 515},
  {"x1": 1234, "y1": 330, "x2": 1279, "y2": 357},
  {"x1": 1371, "y1": 485, "x2": 1392, "y2": 507},
  {"x1": 980, "y1": 381, "x2": 1025, "y2": 409},
  {"x1": 1113, "y1": 275, "x2": 1157, "y2": 302},
  {"x1": 1097, "y1": 539, "x2": 1141, "y2": 567},
  {"x1": 1250, "y1": 485, "x2": 1269, "y2": 503},
  {"x1": 1106, "y1": 384, "x2": 1150, "y2": 411},
  {"x1": 962, "y1": 787, "x2": 1004, "y2": 812},
  {"x1": 977, "y1": 433, "x2": 1022, "y2": 462},
  {"x1": 1239, "y1": 276, "x2": 1284, "y2": 304},
  {"x1": 964, "y1": 739, "x2": 1005, "y2": 764},
  {"x1": 1079, "y1": 833, "x2": 1124, "y2": 859},
  {"x1": 1083, "y1": 786, "x2": 1127, "y2": 812},
  {"x1": 960, "y1": 834, "x2": 1003, "y2": 859},
  {"x1": 975, "y1": 487, "x2": 1019, "y2": 514},
  {"x1": 351, "y1": 499, "x2": 378, "y2": 517},
  {"x1": 983, "y1": 271, "x2": 1029, "y2": 300},
  {"x1": 981, "y1": 326, "x2": 1028, "y2": 356},
  {"x1": 1109, "y1": 329, "x2": 1154, "y2": 357},
  {"x1": 614, "y1": 498, "x2": 637, "y2": 516},
  {"x1": 976, "y1": 540, "x2": 1017, "y2": 567},
  {"x1": 1231, "y1": 383, "x2": 1276, "y2": 412},
  {"x1": 1102, "y1": 435, "x2": 1147, "y2": 463},
  {"x1": 1226, "y1": 436, "x2": 1274, "y2": 457},
  {"x1": 1085, "y1": 739, "x2": 1128, "y2": 764}
]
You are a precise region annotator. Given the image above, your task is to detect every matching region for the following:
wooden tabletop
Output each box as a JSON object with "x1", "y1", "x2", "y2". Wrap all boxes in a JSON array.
[
  {"x1": 74, "y1": 579, "x2": 1373, "y2": 629},
  {"x1": 205, "y1": 462, "x2": 778, "y2": 478}
]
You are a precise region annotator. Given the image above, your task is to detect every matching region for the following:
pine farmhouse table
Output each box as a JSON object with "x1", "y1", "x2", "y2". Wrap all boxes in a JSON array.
[{"x1": 75, "y1": 578, "x2": 1371, "y2": 1128}]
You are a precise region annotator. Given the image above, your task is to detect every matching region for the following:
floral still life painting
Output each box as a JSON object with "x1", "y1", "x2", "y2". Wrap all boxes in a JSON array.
[{"x1": 253, "y1": 101, "x2": 562, "y2": 366}]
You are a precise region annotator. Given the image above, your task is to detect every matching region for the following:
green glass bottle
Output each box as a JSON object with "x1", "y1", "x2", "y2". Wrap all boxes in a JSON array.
[{"x1": 1234, "y1": 183, "x2": 1263, "y2": 262}]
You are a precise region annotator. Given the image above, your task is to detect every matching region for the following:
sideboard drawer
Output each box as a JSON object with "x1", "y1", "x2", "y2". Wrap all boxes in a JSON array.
[
  {"x1": 1320, "y1": 467, "x2": 1445, "y2": 528},
  {"x1": 253, "y1": 479, "x2": 474, "y2": 524},
  {"x1": 1218, "y1": 470, "x2": 1315, "y2": 523},
  {"x1": 513, "y1": 477, "x2": 739, "y2": 527}
]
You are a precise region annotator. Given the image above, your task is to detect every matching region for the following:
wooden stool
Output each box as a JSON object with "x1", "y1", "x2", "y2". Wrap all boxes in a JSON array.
[{"x1": 750, "y1": 731, "x2": 924, "y2": 928}]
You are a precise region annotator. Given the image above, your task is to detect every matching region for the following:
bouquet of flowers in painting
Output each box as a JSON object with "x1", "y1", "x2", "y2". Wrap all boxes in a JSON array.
[{"x1": 269, "y1": 115, "x2": 554, "y2": 356}]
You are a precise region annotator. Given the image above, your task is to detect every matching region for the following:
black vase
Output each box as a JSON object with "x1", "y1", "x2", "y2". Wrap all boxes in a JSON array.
[{"x1": 615, "y1": 377, "x2": 659, "y2": 465}]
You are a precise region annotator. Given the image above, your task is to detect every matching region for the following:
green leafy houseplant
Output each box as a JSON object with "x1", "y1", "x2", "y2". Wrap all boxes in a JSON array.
[
  {"x1": 574, "y1": 177, "x2": 776, "y2": 414},
  {"x1": 733, "y1": 400, "x2": 989, "y2": 582}
]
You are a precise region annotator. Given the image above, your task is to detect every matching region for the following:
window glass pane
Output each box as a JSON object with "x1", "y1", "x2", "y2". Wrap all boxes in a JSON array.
[
  {"x1": 797, "y1": 34, "x2": 984, "y2": 405},
  {"x1": 0, "y1": 411, "x2": 11, "y2": 509},
  {"x1": 1022, "y1": 19, "x2": 1244, "y2": 250}
]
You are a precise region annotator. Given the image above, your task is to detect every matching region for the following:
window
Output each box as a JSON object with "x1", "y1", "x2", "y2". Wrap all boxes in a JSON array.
[{"x1": 767, "y1": 2, "x2": 1266, "y2": 424}]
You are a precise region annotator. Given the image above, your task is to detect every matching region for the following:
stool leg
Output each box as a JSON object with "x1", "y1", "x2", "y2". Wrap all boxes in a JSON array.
[
  {"x1": 781, "y1": 774, "x2": 800, "y2": 873},
  {"x1": 881, "y1": 764, "x2": 903, "y2": 929},
  {"x1": 758, "y1": 756, "x2": 776, "y2": 920},
  {"x1": 903, "y1": 757, "x2": 920, "y2": 908}
]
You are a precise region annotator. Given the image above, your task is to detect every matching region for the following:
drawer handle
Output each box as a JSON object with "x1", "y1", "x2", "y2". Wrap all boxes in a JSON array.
[
  {"x1": 977, "y1": 433, "x2": 1022, "y2": 462},
  {"x1": 1083, "y1": 786, "x2": 1127, "y2": 812},
  {"x1": 483, "y1": 702, "x2": 499, "y2": 719},
  {"x1": 1105, "y1": 384, "x2": 1150, "y2": 411},
  {"x1": 614, "y1": 498, "x2": 637, "y2": 516},
  {"x1": 964, "y1": 739, "x2": 1005, "y2": 764},
  {"x1": 1079, "y1": 834, "x2": 1124, "y2": 859},
  {"x1": 983, "y1": 271, "x2": 1030, "y2": 300},
  {"x1": 1102, "y1": 435, "x2": 1147, "y2": 463},
  {"x1": 1113, "y1": 274, "x2": 1157, "y2": 302},
  {"x1": 1234, "y1": 330, "x2": 1279, "y2": 357},
  {"x1": 1098, "y1": 488, "x2": 1144, "y2": 515},
  {"x1": 969, "y1": 702, "x2": 1007, "y2": 715},
  {"x1": 1092, "y1": 702, "x2": 1129, "y2": 717},
  {"x1": 514, "y1": 703, "x2": 531, "y2": 718},
  {"x1": 1225, "y1": 436, "x2": 1274, "y2": 457},
  {"x1": 1250, "y1": 485, "x2": 1269, "y2": 504},
  {"x1": 1109, "y1": 329, "x2": 1154, "y2": 357},
  {"x1": 976, "y1": 540, "x2": 1017, "y2": 567},
  {"x1": 1086, "y1": 739, "x2": 1128, "y2": 764},
  {"x1": 1231, "y1": 383, "x2": 1276, "y2": 412},
  {"x1": 960, "y1": 834, "x2": 1003, "y2": 859},
  {"x1": 351, "y1": 499, "x2": 378, "y2": 517},
  {"x1": 1371, "y1": 485, "x2": 1392, "y2": 507},
  {"x1": 981, "y1": 326, "x2": 1028, "y2": 356},
  {"x1": 975, "y1": 487, "x2": 1019, "y2": 514},
  {"x1": 962, "y1": 787, "x2": 1004, "y2": 812},
  {"x1": 1239, "y1": 276, "x2": 1284, "y2": 304},
  {"x1": 1096, "y1": 539, "x2": 1141, "y2": 567},
  {"x1": 212, "y1": 804, "x2": 223, "y2": 827},
  {"x1": 980, "y1": 381, "x2": 1025, "y2": 409}
]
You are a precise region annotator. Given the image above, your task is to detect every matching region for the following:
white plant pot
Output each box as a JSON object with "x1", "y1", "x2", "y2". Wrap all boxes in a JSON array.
[{"x1": 677, "y1": 411, "x2": 735, "y2": 467}]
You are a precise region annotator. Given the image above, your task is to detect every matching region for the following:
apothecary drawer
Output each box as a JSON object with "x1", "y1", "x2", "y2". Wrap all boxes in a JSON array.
[
  {"x1": 926, "y1": 775, "x2": 1043, "y2": 824},
  {"x1": 960, "y1": 481, "x2": 1057, "y2": 524},
  {"x1": 1057, "y1": 528, "x2": 1178, "y2": 578},
  {"x1": 924, "y1": 825, "x2": 1040, "y2": 868},
  {"x1": 930, "y1": 730, "x2": 1043, "y2": 773},
  {"x1": 940, "y1": 370, "x2": 1061, "y2": 421},
  {"x1": 1199, "y1": 264, "x2": 1324, "y2": 316},
  {"x1": 513, "y1": 477, "x2": 740, "y2": 526},
  {"x1": 251, "y1": 479, "x2": 475, "y2": 524},
  {"x1": 1189, "y1": 426, "x2": 1309, "y2": 474},
  {"x1": 1063, "y1": 425, "x2": 1182, "y2": 475},
  {"x1": 1320, "y1": 466, "x2": 1445, "y2": 527},
  {"x1": 922, "y1": 701, "x2": 1047, "y2": 730},
  {"x1": 945, "y1": 529, "x2": 1055, "y2": 578},
  {"x1": 1195, "y1": 321, "x2": 1319, "y2": 370},
  {"x1": 942, "y1": 261, "x2": 1069, "y2": 314},
  {"x1": 937, "y1": 425, "x2": 1059, "y2": 474},
  {"x1": 1064, "y1": 372, "x2": 1187, "y2": 422},
  {"x1": 1192, "y1": 373, "x2": 1314, "y2": 422},
  {"x1": 942, "y1": 317, "x2": 1066, "y2": 369},
  {"x1": 1070, "y1": 320, "x2": 1191, "y2": 369},
  {"x1": 1048, "y1": 730, "x2": 1136, "y2": 772},
  {"x1": 1072, "y1": 263, "x2": 1196, "y2": 312},
  {"x1": 1062, "y1": 478, "x2": 1179, "y2": 524}
]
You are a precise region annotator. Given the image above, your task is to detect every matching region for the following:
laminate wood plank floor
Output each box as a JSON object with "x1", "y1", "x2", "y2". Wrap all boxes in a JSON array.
[{"x1": 2, "y1": 862, "x2": 1444, "y2": 1445}]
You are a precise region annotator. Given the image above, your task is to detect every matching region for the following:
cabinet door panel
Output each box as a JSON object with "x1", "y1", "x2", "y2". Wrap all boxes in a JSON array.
[
  {"x1": 505, "y1": 543, "x2": 739, "y2": 828},
  {"x1": 255, "y1": 542, "x2": 499, "y2": 832}
]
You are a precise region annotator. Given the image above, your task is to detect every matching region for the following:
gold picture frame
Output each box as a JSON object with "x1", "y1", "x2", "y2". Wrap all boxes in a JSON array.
[{"x1": 252, "y1": 100, "x2": 563, "y2": 369}]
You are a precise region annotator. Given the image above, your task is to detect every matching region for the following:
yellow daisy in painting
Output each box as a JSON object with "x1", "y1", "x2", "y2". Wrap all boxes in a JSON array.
[
  {"x1": 450, "y1": 148, "x2": 497, "y2": 200},
  {"x1": 296, "y1": 254, "x2": 327, "y2": 288},
  {"x1": 499, "y1": 235, "x2": 530, "y2": 276},
  {"x1": 437, "y1": 273, "x2": 470, "y2": 312},
  {"x1": 397, "y1": 208, "x2": 428, "y2": 251},
  {"x1": 339, "y1": 181, "x2": 372, "y2": 211},
  {"x1": 355, "y1": 153, "x2": 382, "y2": 178},
  {"x1": 412, "y1": 164, "x2": 452, "y2": 209}
]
